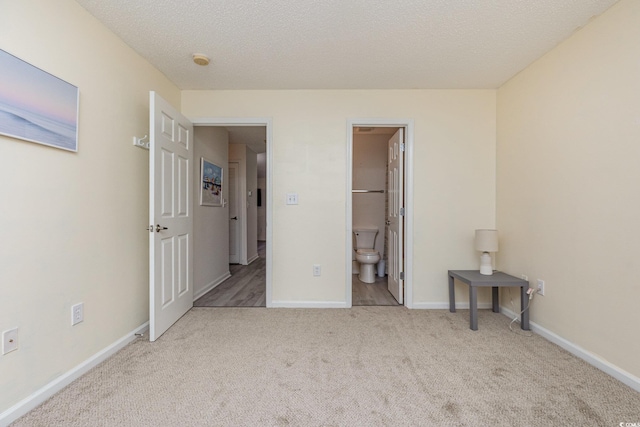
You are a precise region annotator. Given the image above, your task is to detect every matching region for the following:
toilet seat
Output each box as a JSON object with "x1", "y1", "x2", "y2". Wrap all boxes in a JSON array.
[
  {"x1": 355, "y1": 249, "x2": 380, "y2": 263},
  {"x1": 356, "y1": 249, "x2": 380, "y2": 264},
  {"x1": 356, "y1": 249, "x2": 377, "y2": 255}
]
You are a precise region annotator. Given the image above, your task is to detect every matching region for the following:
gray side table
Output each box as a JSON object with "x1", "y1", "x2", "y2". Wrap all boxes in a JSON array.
[{"x1": 448, "y1": 270, "x2": 530, "y2": 331}]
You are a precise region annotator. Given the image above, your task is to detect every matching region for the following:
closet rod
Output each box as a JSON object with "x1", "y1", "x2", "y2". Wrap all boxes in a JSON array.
[{"x1": 352, "y1": 189, "x2": 385, "y2": 193}]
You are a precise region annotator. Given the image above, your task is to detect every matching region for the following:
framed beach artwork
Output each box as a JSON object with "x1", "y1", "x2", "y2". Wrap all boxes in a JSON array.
[
  {"x1": 0, "y1": 49, "x2": 79, "y2": 152},
  {"x1": 200, "y1": 158, "x2": 223, "y2": 207}
]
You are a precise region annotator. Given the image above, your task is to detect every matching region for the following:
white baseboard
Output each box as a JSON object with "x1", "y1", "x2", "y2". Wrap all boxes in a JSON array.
[
  {"x1": 247, "y1": 254, "x2": 260, "y2": 264},
  {"x1": 501, "y1": 307, "x2": 640, "y2": 393},
  {"x1": 0, "y1": 322, "x2": 149, "y2": 427},
  {"x1": 411, "y1": 302, "x2": 494, "y2": 310},
  {"x1": 270, "y1": 300, "x2": 348, "y2": 308},
  {"x1": 193, "y1": 271, "x2": 232, "y2": 301}
]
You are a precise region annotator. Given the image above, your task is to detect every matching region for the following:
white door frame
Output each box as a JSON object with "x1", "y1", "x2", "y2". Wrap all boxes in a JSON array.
[
  {"x1": 346, "y1": 119, "x2": 414, "y2": 308},
  {"x1": 190, "y1": 117, "x2": 273, "y2": 308}
]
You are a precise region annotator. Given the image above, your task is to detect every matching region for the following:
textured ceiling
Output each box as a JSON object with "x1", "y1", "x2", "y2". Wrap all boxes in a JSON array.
[{"x1": 75, "y1": 0, "x2": 618, "y2": 90}]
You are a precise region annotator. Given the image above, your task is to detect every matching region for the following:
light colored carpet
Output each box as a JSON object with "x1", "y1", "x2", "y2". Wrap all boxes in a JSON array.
[{"x1": 12, "y1": 307, "x2": 640, "y2": 426}]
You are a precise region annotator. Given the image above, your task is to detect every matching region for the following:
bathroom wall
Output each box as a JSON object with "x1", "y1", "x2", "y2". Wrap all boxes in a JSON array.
[{"x1": 352, "y1": 133, "x2": 388, "y2": 259}]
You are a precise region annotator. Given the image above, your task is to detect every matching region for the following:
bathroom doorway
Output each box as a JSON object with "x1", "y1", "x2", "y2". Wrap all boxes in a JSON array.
[{"x1": 348, "y1": 121, "x2": 413, "y2": 307}]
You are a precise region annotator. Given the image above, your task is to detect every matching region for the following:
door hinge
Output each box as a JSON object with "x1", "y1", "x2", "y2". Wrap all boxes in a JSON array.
[
  {"x1": 400, "y1": 207, "x2": 405, "y2": 216},
  {"x1": 400, "y1": 272, "x2": 405, "y2": 280},
  {"x1": 400, "y1": 143, "x2": 405, "y2": 152}
]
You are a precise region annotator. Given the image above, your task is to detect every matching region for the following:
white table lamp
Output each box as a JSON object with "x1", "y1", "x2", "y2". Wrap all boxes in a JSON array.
[{"x1": 475, "y1": 229, "x2": 498, "y2": 275}]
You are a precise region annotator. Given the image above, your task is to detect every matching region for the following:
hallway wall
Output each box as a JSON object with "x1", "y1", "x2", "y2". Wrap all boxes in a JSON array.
[{"x1": 194, "y1": 127, "x2": 231, "y2": 298}]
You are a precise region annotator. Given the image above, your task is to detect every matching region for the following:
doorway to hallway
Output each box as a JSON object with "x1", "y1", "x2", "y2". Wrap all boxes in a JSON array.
[{"x1": 192, "y1": 118, "x2": 272, "y2": 308}]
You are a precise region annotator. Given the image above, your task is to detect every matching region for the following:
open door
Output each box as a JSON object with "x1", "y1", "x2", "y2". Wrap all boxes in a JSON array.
[
  {"x1": 149, "y1": 92, "x2": 194, "y2": 341},
  {"x1": 387, "y1": 128, "x2": 404, "y2": 304}
]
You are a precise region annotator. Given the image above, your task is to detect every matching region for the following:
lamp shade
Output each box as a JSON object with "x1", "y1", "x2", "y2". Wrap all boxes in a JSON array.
[{"x1": 475, "y1": 229, "x2": 498, "y2": 252}]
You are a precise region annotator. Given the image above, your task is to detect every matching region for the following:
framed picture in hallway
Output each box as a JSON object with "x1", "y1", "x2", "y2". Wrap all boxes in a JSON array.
[
  {"x1": 0, "y1": 49, "x2": 79, "y2": 152},
  {"x1": 200, "y1": 157, "x2": 223, "y2": 206}
]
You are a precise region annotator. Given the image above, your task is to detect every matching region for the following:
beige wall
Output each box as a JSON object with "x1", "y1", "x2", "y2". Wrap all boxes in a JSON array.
[
  {"x1": 194, "y1": 127, "x2": 230, "y2": 297},
  {"x1": 183, "y1": 90, "x2": 497, "y2": 305},
  {"x1": 0, "y1": 0, "x2": 180, "y2": 412},
  {"x1": 497, "y1": 0, "x2": 640, "y2": 378}
]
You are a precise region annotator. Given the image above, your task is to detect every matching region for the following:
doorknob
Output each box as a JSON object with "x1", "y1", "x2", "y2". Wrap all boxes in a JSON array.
[
  {"x1": 230, "y1": 216, "x2": 238, "y2": 220},
  {"x1": 385, "y1": 220, "x2": 391, "y2": 225},
  {"x1": 155, "y1": 224, "x2": 168, "y2": 232}
]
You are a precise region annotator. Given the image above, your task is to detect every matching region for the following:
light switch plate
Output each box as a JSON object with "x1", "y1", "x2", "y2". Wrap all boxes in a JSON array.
[{"x1": 286, "y1": 193, "x2": 298, "y2": 205}]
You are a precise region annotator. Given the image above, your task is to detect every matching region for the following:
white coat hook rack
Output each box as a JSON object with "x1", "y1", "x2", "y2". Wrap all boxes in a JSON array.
[{"x1": 133, "y1": 134, "x2": 150, "y2": 150}]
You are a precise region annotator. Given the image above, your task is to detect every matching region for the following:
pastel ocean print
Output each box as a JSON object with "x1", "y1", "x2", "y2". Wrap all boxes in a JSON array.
[
  {"x1": 0, "y1": 49, "x2": 78, "y2": 151},
  {"x1": 0, "y1": 101, "x2": 76, "y2": 150}
]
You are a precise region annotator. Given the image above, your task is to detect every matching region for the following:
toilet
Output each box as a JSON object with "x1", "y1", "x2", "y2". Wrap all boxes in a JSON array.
[{"x1": 353, "y1": 228, "x2": 381, "y2": 284}]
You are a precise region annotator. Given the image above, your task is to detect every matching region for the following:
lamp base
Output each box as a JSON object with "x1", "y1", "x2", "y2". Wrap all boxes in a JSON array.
[{"x1": 479, "y1": 252, "x2": 493, "y2": 275}]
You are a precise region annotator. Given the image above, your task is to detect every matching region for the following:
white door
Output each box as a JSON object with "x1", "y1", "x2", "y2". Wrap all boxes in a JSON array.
[
  {"x1": 387, "y1": 128, "x2": 404, "y2": 304},
  {"x1": 228, "y1": 162, "x2": 240, "y2": 264},
  {"x1": 149, "y1": 92, "x2": 194, "y2": 341}
]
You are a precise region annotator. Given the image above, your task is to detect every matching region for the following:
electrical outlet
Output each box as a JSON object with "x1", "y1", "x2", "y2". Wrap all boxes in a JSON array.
[
  {"x1": 536, "y1": 279, "x2": 545, "y2": 296},
  {"x1": 72, "y1": 303, "x2": 84, "y2": 326},
  {"x1": 313, "y1": 264, "x2": 321, "y2": 277},
  {"x1": 286, "y1": 193, "x2": 298, "y2": 205},
  {"x1": 2, "y1": 328, "x2": 18, "y2": 355}
]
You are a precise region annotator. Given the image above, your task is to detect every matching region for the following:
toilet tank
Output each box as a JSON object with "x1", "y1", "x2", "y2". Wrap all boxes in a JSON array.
[{"x1": 353, "y1": 227, "x2": 378, "y2": 249}]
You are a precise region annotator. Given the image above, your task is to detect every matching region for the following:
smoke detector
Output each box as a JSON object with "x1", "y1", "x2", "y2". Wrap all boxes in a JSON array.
[{"x1": 192, "y1": 54, "x2": 210, "y2": 66}]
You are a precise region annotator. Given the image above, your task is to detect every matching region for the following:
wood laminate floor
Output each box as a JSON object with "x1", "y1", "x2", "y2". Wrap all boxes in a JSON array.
[
  {"x1": 351, "y1": 274, "x2": 400, "y2": 306},
  {"x1": 194, "y1": 242, "x2": 267, "y2": 307},
  {"x1": 195, "y1": 242, "x2": 399, "y2": 307}
]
